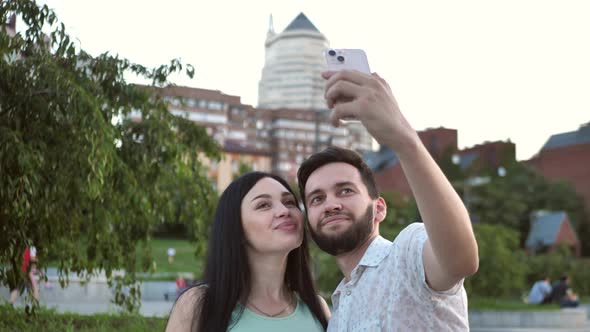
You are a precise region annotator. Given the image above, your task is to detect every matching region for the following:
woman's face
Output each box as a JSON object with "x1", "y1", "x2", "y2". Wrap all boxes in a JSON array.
[{"x1": 240, "y1": 177, "x2": 304, "y2": 254}]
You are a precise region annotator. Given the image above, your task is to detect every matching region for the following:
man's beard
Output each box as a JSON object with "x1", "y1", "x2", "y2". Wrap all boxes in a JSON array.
[{"x1": 310, "y1": 205, "x2": 374, "y2": 256}]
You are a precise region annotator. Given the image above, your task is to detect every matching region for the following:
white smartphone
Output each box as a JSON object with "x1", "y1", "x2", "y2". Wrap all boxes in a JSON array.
[{"x1": 324, "y1": 48, "x2": 371, "y2": 74}]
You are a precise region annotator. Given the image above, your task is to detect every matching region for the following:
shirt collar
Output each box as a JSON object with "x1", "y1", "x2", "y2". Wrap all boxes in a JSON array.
[{"x1": 358, "y1": 235, "x2": 393, "y2": 268}]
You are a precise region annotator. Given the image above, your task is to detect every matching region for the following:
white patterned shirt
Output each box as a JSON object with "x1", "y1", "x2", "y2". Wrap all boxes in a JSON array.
[{"x1": 327, "y1": 223, "x2": 469, "y2": 332}]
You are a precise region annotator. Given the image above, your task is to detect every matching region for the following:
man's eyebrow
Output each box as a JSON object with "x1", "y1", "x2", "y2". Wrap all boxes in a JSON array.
[
  {"x1": 306, "y1": 188, "x2": 323, "y2": 199},
  {"x1": 334, "y1": 181, "x2": 356, "y2": 189}
]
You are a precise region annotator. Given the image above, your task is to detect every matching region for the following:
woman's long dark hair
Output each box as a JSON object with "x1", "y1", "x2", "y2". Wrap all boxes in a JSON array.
[{"x1": 189, "y1": 172, "x2": 328, "y2": 331}]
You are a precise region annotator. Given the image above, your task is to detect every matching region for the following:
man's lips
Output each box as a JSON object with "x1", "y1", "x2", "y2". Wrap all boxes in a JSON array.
[{"x1": 320, "y1": 215, "x2": 350, "y2": 227}]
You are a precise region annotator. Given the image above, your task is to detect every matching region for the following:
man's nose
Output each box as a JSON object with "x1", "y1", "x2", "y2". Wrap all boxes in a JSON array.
[{"x1": 324, "y1": 197, "x2": 342, "y2": 213}]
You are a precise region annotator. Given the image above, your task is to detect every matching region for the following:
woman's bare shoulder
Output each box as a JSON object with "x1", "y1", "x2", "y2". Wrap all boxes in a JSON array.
[{"x1": 165, "y1": 286, "x2": 207, "y2": 332}]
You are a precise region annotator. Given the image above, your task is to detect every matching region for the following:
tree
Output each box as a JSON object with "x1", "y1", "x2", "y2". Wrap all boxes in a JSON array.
[
  {"x1": 468, "y1": 162, "x2": 590, "y2": 255},
  {"x1": 380, "y1": 191, "x2": 420, "y2": 240},
  {"x1": 464, "y1": 224, "x2": 528, "y2": 298},
  {"x1": 0, "y1": 1, "x2": 220, "y2": 311}
]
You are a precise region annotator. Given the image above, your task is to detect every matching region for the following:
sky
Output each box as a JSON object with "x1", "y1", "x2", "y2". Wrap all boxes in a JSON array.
[{"x1": 30, "y1": 0, "x2": 590, "y2": 160}]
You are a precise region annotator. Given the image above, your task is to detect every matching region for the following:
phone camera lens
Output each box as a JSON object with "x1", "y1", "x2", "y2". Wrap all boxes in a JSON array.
[
  {"x1": 337, "y1": 55, "x2": 345, "y2": 62},
  {"x1": 328, "y1": 49, "x2": 336, "y2": 56}
]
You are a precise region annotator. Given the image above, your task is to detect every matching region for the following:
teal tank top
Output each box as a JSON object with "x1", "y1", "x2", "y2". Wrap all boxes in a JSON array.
[{"x1": 228, "y1": 299, "x2": 325, "y2": 332}]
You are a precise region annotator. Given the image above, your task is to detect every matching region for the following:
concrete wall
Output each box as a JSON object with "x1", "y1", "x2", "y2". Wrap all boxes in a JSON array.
[{"x1": 469, "y1": 309, "x2": 588, "y2": 328}]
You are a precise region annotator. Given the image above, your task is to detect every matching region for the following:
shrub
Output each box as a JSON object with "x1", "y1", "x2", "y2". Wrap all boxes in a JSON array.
[
  {"x1": 465, "y1": 224, "x2": 527, "y2": 297},
  {"x1": 0, "y1": 305, "x2": 166, "y2": 332}
]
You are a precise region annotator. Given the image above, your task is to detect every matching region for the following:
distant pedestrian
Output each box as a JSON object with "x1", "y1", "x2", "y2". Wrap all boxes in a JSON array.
[
  {"x1": 176, "y1": 274, "x2": 187, "y2": 298},
  {"x1": 167, "y1": 247, "x2": 176, "y2": 264},
  {"x1": 8, "y1": 246, "x2": 39, "y2": 305}
]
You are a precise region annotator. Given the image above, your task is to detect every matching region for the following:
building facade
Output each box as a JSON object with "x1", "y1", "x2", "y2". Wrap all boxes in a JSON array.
[
  {"x1": 258, "y1": 13, "x2": 328, "y2": 110},
  {"x1": 367, "y1": 127, "x2": 459, "y2": 197},
  {"x1": 525, "y1": 211, "x2": 581, "y2": 257},
  {"x1": 367, "y1": 127, "x2": 516, "y2": 198},
  {"x1": 257, "y1": 12, "x2": 374, "y2": 153},
  {"x1": 527, "y1": 122, "x2": 590, "y2": 214},
  {"x1": 135, "y1": 85, "x2": 358, "y2": 190}
]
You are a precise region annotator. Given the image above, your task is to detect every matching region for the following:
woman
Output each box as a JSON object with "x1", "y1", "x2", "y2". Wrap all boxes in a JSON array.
[{"x1": 166, "y1": 172, "x2": 330, "y2": 331}]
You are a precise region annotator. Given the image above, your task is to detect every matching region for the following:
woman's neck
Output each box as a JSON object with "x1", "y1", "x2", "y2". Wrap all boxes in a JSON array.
[{"x1": 246, "y1": 250, "x2": 291, "y2": 302}]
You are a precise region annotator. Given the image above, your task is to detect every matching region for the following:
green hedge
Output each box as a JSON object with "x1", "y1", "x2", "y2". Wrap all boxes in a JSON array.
[
  {"x1": 526, "y1": 248, "x2": 590, "y2": 297},
  {"x1": 465, "y1": 224, "x2": 590, "y2": 299},
  {"x1": 465, "y1": 224, "x2": 528, "y2": 297},
  {"x1": 0, "y1": 305, "x2": 166, "y2": 332}
]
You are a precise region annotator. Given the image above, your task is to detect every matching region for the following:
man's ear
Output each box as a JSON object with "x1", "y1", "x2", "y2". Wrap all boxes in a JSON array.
[{"x1": 374, "y1": 197, "x2": 387, "y2": 223}]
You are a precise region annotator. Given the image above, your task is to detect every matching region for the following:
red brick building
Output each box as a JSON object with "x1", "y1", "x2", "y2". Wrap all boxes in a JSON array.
[
  {"x1": 525, "y1": 211, "x2": 581, "y2": 257},
  {"x1": 367, "y1": 127, "x2": 458, "y2": 197},
  {"x1": 135, "y1": 85, "x2": 363, "y2": 189},
  {"x1": 367, "y1": 127, "x2": 516, "y2": 198},
  {"x1": 527, "y1": 122, "x2": 590, "y2": 214}
]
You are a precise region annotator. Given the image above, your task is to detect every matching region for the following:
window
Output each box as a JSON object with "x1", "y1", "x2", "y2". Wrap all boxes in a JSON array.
[{"x1": 208, "y1": 101, "x2": 224, "y2": 110}]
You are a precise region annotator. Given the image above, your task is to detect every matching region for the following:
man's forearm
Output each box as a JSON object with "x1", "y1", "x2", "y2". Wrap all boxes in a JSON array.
[{"x1": 393, "y1": 135, "x2": 479, "y2": 278}]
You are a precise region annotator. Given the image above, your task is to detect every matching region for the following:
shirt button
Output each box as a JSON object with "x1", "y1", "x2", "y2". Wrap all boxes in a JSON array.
[{"x1": 346, "y1": 290, "x2": 352, "y2": 296}]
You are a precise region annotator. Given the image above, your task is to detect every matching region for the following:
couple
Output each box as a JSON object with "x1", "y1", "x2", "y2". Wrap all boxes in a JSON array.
[{"x1": 166, "y1": 70, "x2": 479, "y2": 331}]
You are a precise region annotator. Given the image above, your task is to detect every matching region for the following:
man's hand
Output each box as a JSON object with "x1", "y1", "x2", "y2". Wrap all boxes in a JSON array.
[
  {"x1": 324, "y1": 70, "x2": 479, "y2": 290},
  {"x1": 322, "y1": 70, "x2": 417, "y2": 154}
]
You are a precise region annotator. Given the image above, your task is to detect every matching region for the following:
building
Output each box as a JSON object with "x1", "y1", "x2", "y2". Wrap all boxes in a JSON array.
[
  {"x1": 366, "y1": 127, "x2": 516, "y2": 198},
  {"x1": 525, "y1": 211, "x2": 581, "y2": 257},
  {"x1": 264, "y1": 108, "x2": 349, "y2": 181},
  {"x1": 366, "y1": 127, "x2": 459, "y2": 197},
  {"x1": 257, "y1": 12, "x2": 374, "y2": 153},
  {"x1": 135, "y1": 85, "x2": 358, "y2": 190},
  {"x1": 258, "y1": 13, "x2": 328, "y2": 110},
  {"x1": 454, "y1": 140, "x2": 516, "y2": 174},
  {"x1": 527, "y1": 122, "x2": 590, "y2": 214},
  {"x1": 202, "y1": 141, "x2": 272, "y2": 192}
]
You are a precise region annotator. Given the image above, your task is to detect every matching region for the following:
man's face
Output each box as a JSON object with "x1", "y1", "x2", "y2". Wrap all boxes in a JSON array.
[{"x1": 304, "y1": 162, "x2": 384, "y2": 256}]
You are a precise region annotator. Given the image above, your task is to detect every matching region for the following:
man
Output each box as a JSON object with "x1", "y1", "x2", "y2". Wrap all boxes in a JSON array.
[
  {"x1": 528, "y1": 276, "x2": 551, "y2": 304},
  {"x1": 297, "y1": 70, "x2": 479, "y2": 330},
  {"x1": 550, "y1": 276, "x2": 579, "y2": 308}
]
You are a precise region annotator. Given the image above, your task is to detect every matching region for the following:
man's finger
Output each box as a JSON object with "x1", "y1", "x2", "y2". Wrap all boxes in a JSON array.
[
  {"x1": 321, "y1": 71, "x2": 337, "y2": 79},
  {"x1": 329, "y1": 101, "x2": 359, "y2": 127},
  {"x1": 323, "y1": 70, "x2": 372, "y2": 96},
  {"x1": 372, "y1": 72, "x2": 391, "y2": 89},
  {"x1": 325, "y1": 80, "x2": 364, "y2": 108}
]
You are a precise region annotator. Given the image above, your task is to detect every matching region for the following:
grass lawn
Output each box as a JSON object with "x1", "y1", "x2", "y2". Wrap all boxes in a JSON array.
[
  {"x1": 0, "y1": 305, "x2": 166, "y2": 332},
  {"x1": 47, "y1": 238, "x2": 202, "y2": 281},
  {"x1": 135, "y1": 238, "x2": 202, "y2": 280},
  {"x1": 469, "y1": 297, "x2": 560, "y2": 311}
]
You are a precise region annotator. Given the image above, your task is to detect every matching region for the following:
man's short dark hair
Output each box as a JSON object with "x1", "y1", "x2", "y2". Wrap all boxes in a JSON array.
[{"x1": 297, "y1": 146, "x2": 379, "y2": 206}]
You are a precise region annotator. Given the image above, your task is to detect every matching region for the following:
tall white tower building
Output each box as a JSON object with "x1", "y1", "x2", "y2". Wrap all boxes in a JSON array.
[
  {"x1": 258, "y1": 13, "x2": 328, "y2": 110},
  {"x1": 258, "y1": 13, "x2": 374, "y2": 153}
]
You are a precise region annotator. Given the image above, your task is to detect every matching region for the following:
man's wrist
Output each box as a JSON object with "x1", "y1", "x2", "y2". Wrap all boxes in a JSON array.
[{"x1": 385, "y1": 131, "x2": 421, "y2": 159}]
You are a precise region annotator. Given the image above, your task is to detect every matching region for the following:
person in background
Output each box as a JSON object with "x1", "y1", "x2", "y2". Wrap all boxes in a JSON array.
[
  {"x1": 168, "y1": 247, "x2": 176, "y2": 264},
  {"x1": 549, "y1": 275, "x2": 579, "y2": 308},
  {"x1": 8, "y1": 246, "x2": 40, "y2": 305},
  {"x1": 528, "y1": 276, "x2": 551, "y2": 304}
]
